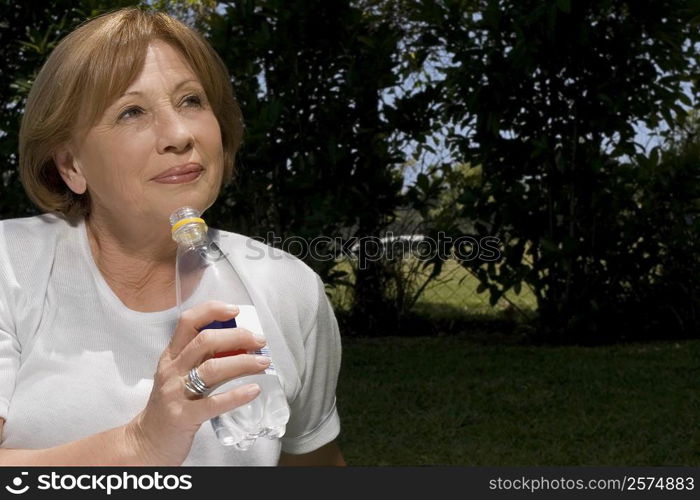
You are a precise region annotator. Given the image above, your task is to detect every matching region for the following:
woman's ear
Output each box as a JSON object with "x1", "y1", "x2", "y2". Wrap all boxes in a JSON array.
[{"x1": 53, "y1": 146, "x2": 87, "y2": 195}]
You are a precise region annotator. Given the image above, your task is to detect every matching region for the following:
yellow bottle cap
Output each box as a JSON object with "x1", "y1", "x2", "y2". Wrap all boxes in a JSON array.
[{"x1": 171, "y1": 217, "x2": 207, "y2": 234}]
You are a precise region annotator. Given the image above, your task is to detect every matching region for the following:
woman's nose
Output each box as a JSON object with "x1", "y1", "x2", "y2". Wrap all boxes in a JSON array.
[{"x1": 155, "y1": 106, "x2": 194, "y2": 154}]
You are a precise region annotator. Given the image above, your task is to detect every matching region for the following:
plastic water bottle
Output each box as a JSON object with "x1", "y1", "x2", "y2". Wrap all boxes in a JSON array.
[{"x1": 169, "y1": 206, "x2": 290, "y2": 450}]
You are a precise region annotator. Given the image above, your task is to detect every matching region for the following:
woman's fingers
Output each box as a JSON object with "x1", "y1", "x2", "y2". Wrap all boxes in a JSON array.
[
  {"x1": 183, "y1": 353, "x2": 270, "y2": 399},
  {"x1": 196, "y1": 352, "x2": 271, "y2": 390},
  {"x1": 176, "y1": 326, "x2": 266, "y2": 373},
  {"x1": 167, "y1": 301, "x2": 239, "y2": 356},
  {"x1": 186, "y1": 383, "x2": 262, "y2": 424}
]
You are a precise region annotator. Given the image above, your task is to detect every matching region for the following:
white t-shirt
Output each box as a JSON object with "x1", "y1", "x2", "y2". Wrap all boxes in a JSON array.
[{"x1": 0, "y1": 213, "x2": 342, "y2": 465}]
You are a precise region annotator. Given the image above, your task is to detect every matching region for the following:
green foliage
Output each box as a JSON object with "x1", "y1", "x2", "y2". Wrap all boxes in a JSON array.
[
  {"x1": 410, "y1": 0, "x2": 700, "y2": 342},
  {"x1": 203, "y1": 1, "x2": 409, "y2": 283},
  {"x1": 150, "y1": 0, "x2": 217, "y2": 30},
  {"x1": 625, "y1": 132, "x2": 700, "y2": 336},
  {"x1": 202, "y1": 1, "x2": 447, "y2": 332}
]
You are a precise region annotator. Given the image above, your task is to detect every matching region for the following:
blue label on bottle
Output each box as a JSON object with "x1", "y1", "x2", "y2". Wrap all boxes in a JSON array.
[{"x1": 201, "y1": 317, "x2": 237, "y2": 330}]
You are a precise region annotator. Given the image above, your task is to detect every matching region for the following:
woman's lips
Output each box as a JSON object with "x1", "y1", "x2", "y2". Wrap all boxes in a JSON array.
[
  {"x1": 153, "y1": 170, "x2": 202, "y2": 184},
  {"x1": 152, "y1": 164, "x2": 203, "y2": 184}
]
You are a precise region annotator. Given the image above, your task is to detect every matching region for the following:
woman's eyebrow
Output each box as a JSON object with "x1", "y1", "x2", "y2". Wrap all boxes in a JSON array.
[{"x1": 119, "y1": 78, "x2": 201, "y2": 98}]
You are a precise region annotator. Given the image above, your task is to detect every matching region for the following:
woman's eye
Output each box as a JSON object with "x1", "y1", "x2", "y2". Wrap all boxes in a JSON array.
[
  {"x1": 118, "y1": 106, "x2": 143, "y2": 120},
  {"x1": 182, "y1": 94, "x2": 203, "y2": 107},
  {"x1": 116, "y1": 94, "x2": 203, "y2": 122}
]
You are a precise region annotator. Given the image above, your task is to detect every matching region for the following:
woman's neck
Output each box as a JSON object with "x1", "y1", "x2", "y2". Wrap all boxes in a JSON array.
[{"x1": 85, "y1": 214, "x2": 178, "y2": 312}]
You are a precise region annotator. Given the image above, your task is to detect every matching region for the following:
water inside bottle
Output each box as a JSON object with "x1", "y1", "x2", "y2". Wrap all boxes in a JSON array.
[{"x1": 210, "y1": 373, "x2": 289, "y2": 448}]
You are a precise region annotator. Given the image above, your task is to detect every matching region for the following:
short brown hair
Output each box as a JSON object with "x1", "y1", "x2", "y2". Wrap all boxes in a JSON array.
[{"x1": 19, "y1": 6, "x2": 244, "y2": 218}]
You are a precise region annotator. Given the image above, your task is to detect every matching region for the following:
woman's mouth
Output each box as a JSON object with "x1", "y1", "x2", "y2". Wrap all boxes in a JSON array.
[{"x1": 152, "y1": 164, "x2": 204, "y2": 184}]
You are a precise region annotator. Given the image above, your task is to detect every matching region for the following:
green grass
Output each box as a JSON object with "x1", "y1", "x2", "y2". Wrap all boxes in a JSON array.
[
  {"x1": 328, "y1": 257, "x2": 538, "y2": 317},
  {"x1": 417, "y1": 258, "x2": 538, "y2": 314},
  {"x1": 335, "y1": 336, "x2": 700, "y2": 466}
]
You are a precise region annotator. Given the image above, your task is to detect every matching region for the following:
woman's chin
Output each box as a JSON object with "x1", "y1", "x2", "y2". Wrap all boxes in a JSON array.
[{"x1": 155, "y1": 193, "x2": 216, "y2": 219}]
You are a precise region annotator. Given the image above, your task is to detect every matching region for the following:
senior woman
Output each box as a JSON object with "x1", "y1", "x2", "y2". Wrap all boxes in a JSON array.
[{"x1": 0, "y1": 7, "x2": 344, "y2": 466}]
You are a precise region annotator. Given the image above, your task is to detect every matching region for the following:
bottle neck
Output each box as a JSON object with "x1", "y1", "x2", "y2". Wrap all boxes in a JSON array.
[{"x1": 172, "y1": 221, "x2": 209, "y2": 248}]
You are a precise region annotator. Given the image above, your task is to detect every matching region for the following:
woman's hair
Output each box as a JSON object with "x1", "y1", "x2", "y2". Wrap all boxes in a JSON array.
[{"x1": 19, "y1": 7, "x2": 244, "y2": 218}]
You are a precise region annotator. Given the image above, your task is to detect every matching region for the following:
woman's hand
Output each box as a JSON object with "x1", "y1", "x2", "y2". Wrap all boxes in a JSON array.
[{"x1": 126, "y1": 301, "x2": 269, "y2": 465}]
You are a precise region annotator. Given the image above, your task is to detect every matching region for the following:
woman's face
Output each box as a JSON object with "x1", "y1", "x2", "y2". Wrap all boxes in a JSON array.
[{"x1": 57, "y1": 39, "x2": 224, "y2": 226}]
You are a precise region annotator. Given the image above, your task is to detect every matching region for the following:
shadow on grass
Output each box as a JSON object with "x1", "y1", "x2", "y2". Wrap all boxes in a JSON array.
[
  {"x1": 337, "y1": 300, "x2": 699, "y2": 347},
  {"x1": 336, "y1": 302, "x2": 538, "y2": 346}
]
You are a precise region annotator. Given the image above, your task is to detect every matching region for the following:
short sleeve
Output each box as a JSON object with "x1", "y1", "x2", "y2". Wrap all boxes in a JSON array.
[
  {"x1": 0, "y1": 226, "x2": 21, "y2": 421},
  {"x1": 280, "y1": 273, "x2": 342, "y2": 454}
]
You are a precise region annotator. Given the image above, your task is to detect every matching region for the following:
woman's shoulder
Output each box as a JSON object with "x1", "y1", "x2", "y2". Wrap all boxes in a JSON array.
[
  {"x1": 0, "y1": 212, "x2": 73, "y2": 242},
  {"x1": 213, "y1": 228, "x2": 320, "y2": 282},
  {"x1": 212, "y1": 228, "x2": 326, "y2": 320},
  {"x1": 0, "y1": 213, "x2": 74, "y2": 272},
  {"x1": 0, "y1": 213, "x2": 74, "y2": 315}
]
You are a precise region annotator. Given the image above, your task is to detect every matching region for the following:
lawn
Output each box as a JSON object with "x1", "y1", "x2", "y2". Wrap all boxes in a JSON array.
[
  {"x1": 328, "y1": 257, "x2": 539, "y2": 318},
  {"x1": 416, "y1": 258, "x2": 538, "y2": 313},
  {"x1": 335, "y1": 336, "x2": 700, "y2": 466}
]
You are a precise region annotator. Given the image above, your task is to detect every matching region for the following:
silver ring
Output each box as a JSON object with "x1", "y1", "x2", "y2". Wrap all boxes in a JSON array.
[{"x1": 184, "y1": 366, "x2": 209, "y2": 396}]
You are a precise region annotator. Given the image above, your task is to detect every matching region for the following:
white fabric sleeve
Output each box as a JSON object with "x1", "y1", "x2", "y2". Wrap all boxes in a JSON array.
[
  {"x1": 0, "y1": 226, "x2": 21, "y2": 422},
  {"x1": 280, "y1": 273, "x2": 342, "y2": 454}
]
